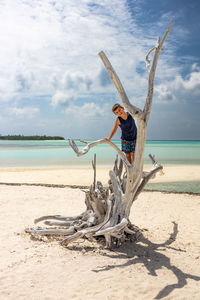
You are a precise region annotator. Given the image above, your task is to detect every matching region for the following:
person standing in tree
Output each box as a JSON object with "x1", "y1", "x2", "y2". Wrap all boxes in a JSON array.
[{"x1": 105, "y1": 103, "x2": 137, "y2": 164}]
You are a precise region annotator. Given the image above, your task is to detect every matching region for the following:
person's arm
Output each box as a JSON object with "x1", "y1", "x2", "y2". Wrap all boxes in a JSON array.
[{"x1": 105, "y1": 118, "x2": 120, "y2": 141}]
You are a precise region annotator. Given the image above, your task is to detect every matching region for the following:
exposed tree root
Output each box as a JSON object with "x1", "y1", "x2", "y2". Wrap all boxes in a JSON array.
[{"x1": 25, "y1": 153, "x2": 162, "y2": 248}]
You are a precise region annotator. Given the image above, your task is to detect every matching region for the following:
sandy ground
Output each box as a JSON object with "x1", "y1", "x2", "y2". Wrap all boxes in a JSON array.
[
  {"x1": 0, "y1": 167, "x2": 200, "y2": 299},
  {"x1": 0, "y1": 165, "x2": 200, "y2": 186}
]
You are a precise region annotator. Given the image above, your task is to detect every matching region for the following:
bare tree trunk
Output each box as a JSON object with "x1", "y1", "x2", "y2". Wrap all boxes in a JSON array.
[{"x1": 25, "y1": 22, "x2": 173, "y2": 248}]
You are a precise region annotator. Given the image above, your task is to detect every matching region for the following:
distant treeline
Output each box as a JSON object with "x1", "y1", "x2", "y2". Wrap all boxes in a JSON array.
[{"x1": 0, "y1": 135, "x2": 65, "y2": 140}]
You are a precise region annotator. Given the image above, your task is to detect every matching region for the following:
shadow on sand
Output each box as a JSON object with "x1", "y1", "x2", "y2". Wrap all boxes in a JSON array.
[{"x1": 91, "y1": 222, "x2": 200, "y2": 299}]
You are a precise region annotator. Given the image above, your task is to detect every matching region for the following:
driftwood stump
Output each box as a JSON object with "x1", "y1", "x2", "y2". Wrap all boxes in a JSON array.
[{"x1": 25, "y1": 22, "x2": 172, "y2": 248}]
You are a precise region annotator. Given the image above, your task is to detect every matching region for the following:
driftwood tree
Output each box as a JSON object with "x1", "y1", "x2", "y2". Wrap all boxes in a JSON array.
[{"x1": 26, "y1": 22, "x2": 173, "y2": 248}]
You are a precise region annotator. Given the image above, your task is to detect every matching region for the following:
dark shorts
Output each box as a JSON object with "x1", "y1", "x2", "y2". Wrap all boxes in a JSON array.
[{"x1": 121, "y1": 139, "x2": 136, "y2": 153}]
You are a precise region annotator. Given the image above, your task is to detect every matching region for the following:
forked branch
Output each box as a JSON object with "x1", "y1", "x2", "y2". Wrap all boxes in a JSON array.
[
  {"x1": 69, "y1": 139, "x2": 132, "y2": 168},
  {"x1": 98, "y1": 51, "x2": 143, "y2": 118}
]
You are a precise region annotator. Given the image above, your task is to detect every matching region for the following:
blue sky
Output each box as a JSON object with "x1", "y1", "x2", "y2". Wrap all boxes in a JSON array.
[{"x1": 0, "y1": 0, "x2": 199, "y2": 140}]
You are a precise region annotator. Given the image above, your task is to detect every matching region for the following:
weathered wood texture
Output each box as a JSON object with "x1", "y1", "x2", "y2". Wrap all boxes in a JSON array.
[{"x1": 25, "y1": 22, "x2": 172, "y2": 248}]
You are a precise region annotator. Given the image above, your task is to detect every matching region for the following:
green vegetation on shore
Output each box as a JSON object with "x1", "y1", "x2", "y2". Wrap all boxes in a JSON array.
[{"x1": 0, "y1": 135, "x2": 65, "y2": 140}]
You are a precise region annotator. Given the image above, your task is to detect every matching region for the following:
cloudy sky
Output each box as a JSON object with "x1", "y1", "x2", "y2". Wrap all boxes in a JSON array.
[{"x1": 0, "y1": 0, "x2": 199, "y2": 140}]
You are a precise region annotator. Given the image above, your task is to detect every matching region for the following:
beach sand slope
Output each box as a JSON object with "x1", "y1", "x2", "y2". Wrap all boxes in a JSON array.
[{"x1": 0, "y1": 165, "x2": 200, "y2": 186}]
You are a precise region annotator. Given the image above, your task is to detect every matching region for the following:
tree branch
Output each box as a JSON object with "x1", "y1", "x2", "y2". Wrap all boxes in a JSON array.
[
  {"x1": 145, "y1": 47, "x2": 156, "y2": 73},
  {"x1": 135, "y1": 165, "x2": 163, "y2": 199},
  {"x1": 92, "y1": 153, "x2": 96, "y2": 190},
  {"x1": 143, "y1": 21, "x2": 173, "y2": 123},
  {"x1": 159, "y1": 20, "x2": 173, "y2": 51},
  {"x1": 25, "y1": 227, "x2": 75, "y2": 236},
  {"x1": 69, "y1": 139, "x2": 132, "y2": 169},
  {"x1": 34, "y1": 214, "x2": 84, "y2": 224},
  {"x1": 135, "y1": 154, "x2": 164, "y2": 198},
  {"x1": 98, "y1": 51, "x2": 143, "y2": 118},
  {"x1": 94, "y1": 218, "x2": 128, "y2": 236}
]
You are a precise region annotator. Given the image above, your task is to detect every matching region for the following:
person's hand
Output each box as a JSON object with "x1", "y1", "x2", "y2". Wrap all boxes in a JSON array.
[{"x1": 104, "y1": 138, "x2": 110, "y2": 141}]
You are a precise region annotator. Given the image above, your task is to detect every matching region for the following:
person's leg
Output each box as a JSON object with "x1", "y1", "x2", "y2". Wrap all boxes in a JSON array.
[
  {"x1": 131, "y1": 152, "x2": 135, "y2": 163},
  {"x1": 130, "y1": 140, "x2": 136, "y2": 164},
  {"x1": 126, "y1": 152, "x2": 132, "y2": 163}
]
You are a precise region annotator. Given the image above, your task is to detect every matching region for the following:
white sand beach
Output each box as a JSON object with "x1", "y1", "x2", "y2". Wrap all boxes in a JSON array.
[
  {"x1": 0, "y1": 166, "x2": 200, "y2": 299},
  {"x1": 0, "y1": 165, "x2": 200, "y2": 186}
]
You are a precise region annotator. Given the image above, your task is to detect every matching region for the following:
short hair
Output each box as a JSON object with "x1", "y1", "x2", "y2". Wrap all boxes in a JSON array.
[{"x1": 112, "y1": 103, "x2": 123, "y2": 113}]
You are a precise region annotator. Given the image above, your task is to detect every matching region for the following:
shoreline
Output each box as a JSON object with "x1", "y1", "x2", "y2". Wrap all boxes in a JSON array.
[
  {"x1": 0, "y1": 181, "x2": 200, "y2": 196},
  {"x1": 0, "y1": 164, "x2": 199, "y2": 179},
  {"x1": 0, "y1": 165, "x2": 200, "y2": 194}
]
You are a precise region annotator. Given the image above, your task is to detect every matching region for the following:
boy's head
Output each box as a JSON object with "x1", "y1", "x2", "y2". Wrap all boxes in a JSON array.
[{"x1": 112, "y1": 103, "x2": 124, "y2": 116}]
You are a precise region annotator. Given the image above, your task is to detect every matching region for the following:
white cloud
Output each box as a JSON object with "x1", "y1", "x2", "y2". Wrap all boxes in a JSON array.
[
  {"x1": 178, "y1": 71, "x2": 200, "y2": 91},
  {"x1": 191, "y1": 63, "x2": 200, "y2": 72},
  {"x1": 65, "y1": 101, "x2": 111, "y2": 118},
  {"x1": 155, "y1": 64, "x2": 200, "y2": 103},
  {"x1": 51, "y1": 71, "x2": 93, "y2": 106},
  {"x1": 0, "y1": 0, "x2": 178, "y2": 106},
  {"x1": 8, "y1": 106, "x2": 39, "y2": 118},
  {"x1": 62, "y1": 101, "x2": 116, "y2": 139},
  {"x1": 155, "y1": 84, "x2": 174, "y2": 102},
  {"x1": 52, "y1": 91, "x2": 74, "y2": 106},
  {"x1": 0, "y1": 0, "x2": 199, "y2": 139}
]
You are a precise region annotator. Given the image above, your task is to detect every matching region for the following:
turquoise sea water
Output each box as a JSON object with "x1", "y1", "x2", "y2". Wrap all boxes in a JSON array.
[
  {"x1": 0, "y1": 139, "x2": 200, "y2": 193},
  {"x1": 0, "y1": 139, "x2": 200, "y2": 169}
]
